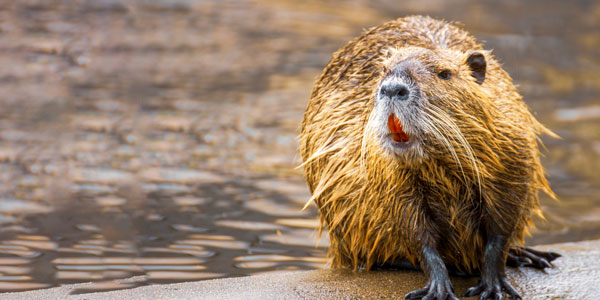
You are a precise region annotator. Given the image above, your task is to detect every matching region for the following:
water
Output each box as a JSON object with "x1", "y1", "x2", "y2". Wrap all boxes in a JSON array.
[{"x1": 0, "y1": 0, "x2": 598, "y2": 293}]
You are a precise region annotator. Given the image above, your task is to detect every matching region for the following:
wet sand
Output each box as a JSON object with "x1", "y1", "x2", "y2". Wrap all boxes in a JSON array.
[{"x1": 1, "y1": 239, "x2": 598, "y2": 300}]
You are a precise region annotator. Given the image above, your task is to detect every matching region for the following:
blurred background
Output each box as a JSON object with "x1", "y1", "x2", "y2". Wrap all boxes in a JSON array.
[{"x1": 0, "y1": 0, "x2": 598, "y2": 294}]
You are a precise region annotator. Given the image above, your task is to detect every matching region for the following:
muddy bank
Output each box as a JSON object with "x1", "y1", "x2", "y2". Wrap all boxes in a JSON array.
[{"x1": 1, "y1": 239, "x2": 598, "y2": 300}]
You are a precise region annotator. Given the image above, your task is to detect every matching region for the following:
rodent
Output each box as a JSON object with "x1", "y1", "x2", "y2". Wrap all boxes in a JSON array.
[{"x1": 300, "y1": 15, "x2": 560, "y2": 300}]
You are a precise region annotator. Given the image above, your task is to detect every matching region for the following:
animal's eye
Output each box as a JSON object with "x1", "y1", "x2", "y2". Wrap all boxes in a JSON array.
[{"x1": 438, "y1": 70, "x2": 452, "y2": 80}]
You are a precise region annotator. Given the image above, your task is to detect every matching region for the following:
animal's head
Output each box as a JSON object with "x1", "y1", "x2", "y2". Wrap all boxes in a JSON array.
[{"x1": 367, "y1": 46, "x2": 494, "y2": 171}]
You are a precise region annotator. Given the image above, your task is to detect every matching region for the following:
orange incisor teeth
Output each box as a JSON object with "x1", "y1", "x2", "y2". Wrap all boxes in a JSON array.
[{"x1": 388, "y1": 114, "x2": 410, "y2": 142}]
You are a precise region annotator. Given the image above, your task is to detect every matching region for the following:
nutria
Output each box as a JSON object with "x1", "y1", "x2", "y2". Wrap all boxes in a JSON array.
[{"x1": 300, "y1": 15, "x2": 560, "y2": 300}]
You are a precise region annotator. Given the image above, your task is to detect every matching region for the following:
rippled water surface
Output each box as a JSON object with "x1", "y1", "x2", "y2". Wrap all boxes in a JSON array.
[{"x1": 0, "y1": 0, "x2": 599, "y2": 293}]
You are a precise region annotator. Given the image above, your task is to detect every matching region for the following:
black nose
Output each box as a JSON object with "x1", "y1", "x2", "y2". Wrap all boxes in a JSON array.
[{"x1": 380, "y1": 82, "x2": 410, "y2": 101}]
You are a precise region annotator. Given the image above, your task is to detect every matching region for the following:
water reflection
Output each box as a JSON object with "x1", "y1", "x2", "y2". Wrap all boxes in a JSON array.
[{"x1": 0, "y1": 0, "x2": 598, "y2": 294}]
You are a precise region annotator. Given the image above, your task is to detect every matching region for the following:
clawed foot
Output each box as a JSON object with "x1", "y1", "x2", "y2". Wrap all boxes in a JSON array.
[
  {"x1": 405, "y1": 278, "x2": 460, "y2": 300},
  {"x1": 463, "y1": 275, "x2": 521, "y2": 300},
  {"x1": 506, "y1": 246, "x2": 561, "y2": 269}
]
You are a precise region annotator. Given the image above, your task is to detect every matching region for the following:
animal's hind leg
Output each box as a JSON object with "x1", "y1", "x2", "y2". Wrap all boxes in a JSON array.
[{"x1": 506, "y1": 246, "x2": 561, "y2": 269}]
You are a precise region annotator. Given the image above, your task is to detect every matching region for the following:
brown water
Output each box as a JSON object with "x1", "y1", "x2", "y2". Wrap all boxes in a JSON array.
[{"x1": 0, "y1": 0, "x2": 598, "y2": 293}]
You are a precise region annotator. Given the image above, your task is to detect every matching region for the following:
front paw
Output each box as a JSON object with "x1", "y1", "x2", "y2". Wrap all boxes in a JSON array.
[
  {"x1": 463, "y1": 276, "x2": 521, "y2": 300},
  {"x1": 405, "y1": 278, "x2": 460, "y2": 300}
]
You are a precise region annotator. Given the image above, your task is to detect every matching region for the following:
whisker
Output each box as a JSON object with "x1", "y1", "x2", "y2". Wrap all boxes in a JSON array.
[
  {"x1": 421, "y1": 114, "x2": 468, "y2": 184},
  {"x1": 361, "y1": 111, "x2": 377, "y2": 171},
  {"x1": 424, "y1": 101, "x2": 484, "y2": 196}
]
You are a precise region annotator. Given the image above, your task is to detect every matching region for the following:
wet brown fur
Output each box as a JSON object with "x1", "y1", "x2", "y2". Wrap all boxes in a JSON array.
[{"x1": 300, "y1": 16, "x2": 556, "y2": 271}]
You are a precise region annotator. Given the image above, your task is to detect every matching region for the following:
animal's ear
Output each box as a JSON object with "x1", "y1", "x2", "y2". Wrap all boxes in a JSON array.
[{"x1": 466, "y1": 51, "x2": 486, "y2": 85}]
